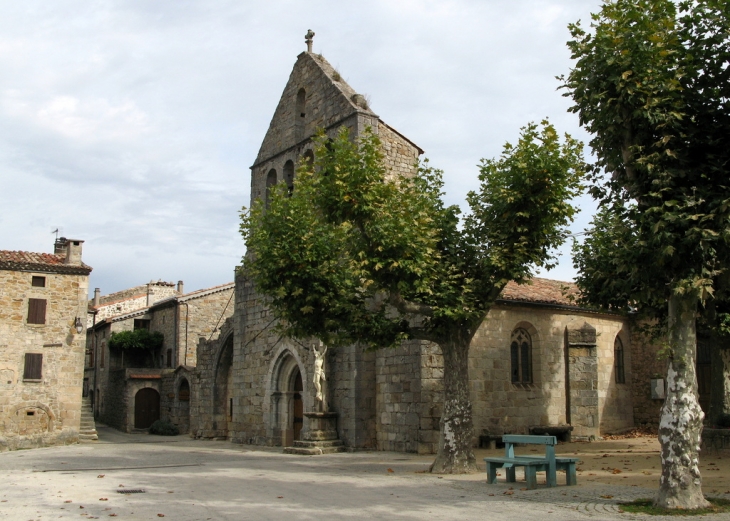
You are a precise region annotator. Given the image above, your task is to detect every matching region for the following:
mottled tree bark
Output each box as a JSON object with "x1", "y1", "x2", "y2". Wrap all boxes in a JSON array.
[
  {"x1": 429, "y1": 333, "x2": 478, "y2": 474},
  {"x1": 655, "y1": 293, "x2": 709, "y2": 509}
]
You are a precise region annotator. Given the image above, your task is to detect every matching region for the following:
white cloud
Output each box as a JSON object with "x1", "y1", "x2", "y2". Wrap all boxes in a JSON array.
[{"x1": 0, "y1": 0, "x2": 603, "y2": 296}]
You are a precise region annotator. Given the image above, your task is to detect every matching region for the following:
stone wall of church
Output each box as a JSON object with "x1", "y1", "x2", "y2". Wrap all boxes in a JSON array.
[
  {"x1": 377, "y1": 121, "x2": 420, "y2": 179},
  {"x1": 469, "y1": 303, "x2": 634, "y2": 440},
  {"x1": 329, "y1": 343, "x2": 377, "y2": 449},
  {"x1": 375, "y1": 341, "x2": 422, "y2": 452},
  {"x1": 630, "y1": 330, "x2": 666, "y2": 426}
]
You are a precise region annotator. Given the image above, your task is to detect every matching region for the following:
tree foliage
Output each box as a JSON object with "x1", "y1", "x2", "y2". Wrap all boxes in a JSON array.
[
  {"x1": 563, "y1": 0, "x2": 730, "y2": 509},
  {"x1": 108, "y1": 329, "x2": 164, "y2": 352},
  {"x1": 241, "y1": 121, "x2": 584, "y2": 473},
  {"x1": 565, "y1": 0, "x2": 730, "y2": 308}
]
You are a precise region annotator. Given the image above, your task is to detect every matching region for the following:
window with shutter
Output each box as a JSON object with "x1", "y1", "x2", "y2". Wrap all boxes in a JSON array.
[
  {"x1": 27, "y1": 298, "x2": 47, "y2": 324},
  {"x1": 23, "y1": 353, "x2": 43, "y2": 380},
  {"x1": 31, "y1": 276, "x2": 46, "y2": 287}
]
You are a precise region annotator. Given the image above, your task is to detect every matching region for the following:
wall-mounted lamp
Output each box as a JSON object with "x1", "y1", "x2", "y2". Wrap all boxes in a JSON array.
[{"x1": 74, "y1": 317, "x2": 84, "y2": 334}]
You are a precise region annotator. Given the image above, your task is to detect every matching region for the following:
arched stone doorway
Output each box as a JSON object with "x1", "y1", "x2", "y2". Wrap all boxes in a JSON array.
[
  {"x1": 134, "y1": 388, "x2": 160, "y2": 429},
  {"x1": 213, "y1": 334, "x2": 233, "y2": 437},
  {"x1": 270, "y1": 351, "x2": 305, "y2": 447}
]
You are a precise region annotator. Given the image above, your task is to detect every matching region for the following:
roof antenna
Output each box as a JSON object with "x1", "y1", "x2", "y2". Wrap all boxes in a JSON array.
[{"x1": 51, "y1": 228, "x2": 60, "y2": 241}]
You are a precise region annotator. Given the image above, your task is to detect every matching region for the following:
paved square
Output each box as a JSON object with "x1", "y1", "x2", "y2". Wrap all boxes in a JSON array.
[{"x1": 0, "y1": 427, "x2": 709, "y2": 521}]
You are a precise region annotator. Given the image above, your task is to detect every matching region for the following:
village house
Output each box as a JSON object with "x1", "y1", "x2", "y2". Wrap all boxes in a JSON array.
[
  {"x1": 86, "y1": 281, "x2": 234, "y2": 433},
  {"x1": 0, "y1": 238, "x2": 92, "y2": 451}
]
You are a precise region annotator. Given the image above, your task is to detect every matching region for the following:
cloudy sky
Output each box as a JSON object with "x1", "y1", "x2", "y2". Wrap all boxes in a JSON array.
[{"x1": 0, "y1": 0, "x2": 603, "y2": 297}]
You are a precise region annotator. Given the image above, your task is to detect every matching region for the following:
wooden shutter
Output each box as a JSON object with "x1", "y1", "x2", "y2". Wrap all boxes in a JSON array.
[
  {"x1": 23, "y1": 353, "x2": 42, "y2": 380},
  {"x1": 27, "y1": 298, "x2": 47, "y2": 324},
  {"x1": 31, "y1": 276, "x2": 46, "y2": 287}
]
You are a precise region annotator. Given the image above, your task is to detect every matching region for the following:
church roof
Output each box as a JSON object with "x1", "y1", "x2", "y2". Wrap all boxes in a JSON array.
[
  {"x1": 500, "y1": 277, "x2": 580, "y2": 307},
  {"x1": 0, "y1": 250, "x2": 92, "y2": 275}
]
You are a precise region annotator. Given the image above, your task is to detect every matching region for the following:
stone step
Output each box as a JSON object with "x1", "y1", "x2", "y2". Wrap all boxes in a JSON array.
[
  {"x1": 292, "y1": 439, "x2": 343, "y2": 448},
  {"x1": 283, "y1": 445, "x2": 346, "y2": 455},
  {"x1": 79, "y1": 432, "x2": 98, "y2": 441}
]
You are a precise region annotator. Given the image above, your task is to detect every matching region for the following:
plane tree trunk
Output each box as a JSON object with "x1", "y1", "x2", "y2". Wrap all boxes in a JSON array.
[
  {"x1": 655, "y1": 292, "x2": 709, "y2": 509},
  {"x1": 429, "y1": 330, "x2": 478, "y2": 474}
]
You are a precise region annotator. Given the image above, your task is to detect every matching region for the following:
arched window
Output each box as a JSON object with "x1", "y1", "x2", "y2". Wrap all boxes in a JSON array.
[
  {"x1": 510, "y1": 328, "x2": 532, "y2": 384},
  {"x1": 296, "y1": 88, "x2": 306, "y2": 119},
  {"x1": 178, "y1": 378, "x2": 190, "y2": 402},
  {"x1": 295, "y1": 88, "x2": 306, "y2": 140},
  {"x1": 265, "y1": 169, "x2": 277, "y2": 207},
  {"x1": 302, "y1": 149, "x2": 314, "y2": 171},
  {"x1": 614, "y1": 336, "x2": 626, "y2": 384},
  {"x1": 283, "y1": 160, "x2": 294, "y2": 194}
]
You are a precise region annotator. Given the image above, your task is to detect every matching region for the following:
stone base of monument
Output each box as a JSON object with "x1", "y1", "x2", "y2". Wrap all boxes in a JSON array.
[{"x1": 283, "y1": 411, "x2": 346, "y2": 455}]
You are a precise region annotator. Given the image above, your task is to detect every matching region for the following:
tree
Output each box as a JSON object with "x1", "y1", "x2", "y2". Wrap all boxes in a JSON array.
[
  {"x1": 563, "y1": 0, "x2": 730, "y2": 509},
  {"x1": 108, "y1": 329, "x2": 164, "y2": 368},
  {"x1": 241, "y1": 122, "x2": 584, "y2": 473}
]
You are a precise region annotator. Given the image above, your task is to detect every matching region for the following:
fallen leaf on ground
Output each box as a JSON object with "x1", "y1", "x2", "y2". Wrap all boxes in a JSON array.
[
  {"x1": 277, "y1": 496, "x2": 283, "y2": 499},
  {"x1": 99, "y1": 498, "x2": 108, "y2": 501},
  {"x1": 387, "y1": 468, "x2": 394, "y2": 473},
  {"x1": 97, "y1": 475, "x2": 105, "y2": 478},
  {"x1": 612, "y1": 469, "x2": 622, "y2": 474},
  {"x1": 600, "y1": 495, "x2": 614, "y2": 499},
  {"x1": 504, "y1": 491, "x2": 514, "y2": 495}
]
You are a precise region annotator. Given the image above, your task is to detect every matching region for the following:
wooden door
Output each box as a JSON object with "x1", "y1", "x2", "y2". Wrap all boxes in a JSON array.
[
  {"x1": 134, "y1": 388, "x2": 160, "y2": 429},
  {"x1": 293, "y1": 371, "x2": 303, "y2": 441}
]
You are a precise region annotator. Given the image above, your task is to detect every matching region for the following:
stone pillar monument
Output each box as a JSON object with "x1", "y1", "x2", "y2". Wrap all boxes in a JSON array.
[{"x1": 284, "y1": 341, "x2": 344, "y2": 455}]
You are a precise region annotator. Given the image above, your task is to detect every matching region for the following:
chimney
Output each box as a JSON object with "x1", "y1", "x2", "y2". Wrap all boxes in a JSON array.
[
  {"x1": 63, "y1": 239, "x2": 84, "y2": 265},
  {"x1": 93, "y1": 288, "x2": 100, "y2": 307},
  {"x1": 177, "y1": 280, "x2": 184, "y2": 294}
]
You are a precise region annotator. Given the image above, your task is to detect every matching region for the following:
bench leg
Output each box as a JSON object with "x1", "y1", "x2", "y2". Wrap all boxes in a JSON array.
[
  {"x1": 524, "y1": 466, "x2": 537, "y2": 489},
  {"x1": 566, "y1": 463, "x2": 577, "y2": 486},
  {"x1": 487, "y1": 463, "x2": 498, "y2": 484},
  {"x1": 506, "y1": 466, "x2": 516, "y2": 483}
]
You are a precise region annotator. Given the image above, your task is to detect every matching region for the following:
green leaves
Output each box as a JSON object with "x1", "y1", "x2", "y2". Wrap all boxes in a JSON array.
[
  {"x1": 108, "y1": 329, "x2": 164, "y2": 351},
  {"x1": 241, "y1": 123, "x2": 585, "y2": 346},
  {"x1": 464, "y1": 120, "x2": 585, "y2": 287},
  {"x1": 564, "y1": 0, "x2": 730, "y2": 313}
]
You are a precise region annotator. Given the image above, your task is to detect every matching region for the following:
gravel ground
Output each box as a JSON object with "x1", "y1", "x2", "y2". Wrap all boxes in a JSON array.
[{"x1": 1, "y1": 426, "x2": 728, "y2": 521}]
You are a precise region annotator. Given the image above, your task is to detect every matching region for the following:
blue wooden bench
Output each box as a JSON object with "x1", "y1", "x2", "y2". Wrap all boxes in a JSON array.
[{"x1": 484, "y1": 434, "x2": 578, "y2": 489}]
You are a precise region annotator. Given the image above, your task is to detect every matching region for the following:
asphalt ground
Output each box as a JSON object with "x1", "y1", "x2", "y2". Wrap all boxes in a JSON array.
[{"x1": 1, "y1": 426, "x2": 727, "y2": 521}]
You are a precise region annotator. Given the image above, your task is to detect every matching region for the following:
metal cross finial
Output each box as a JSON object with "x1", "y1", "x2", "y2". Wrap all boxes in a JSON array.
[{"x1": 305, "y1": 29, "x2": 315, "y2": 53}]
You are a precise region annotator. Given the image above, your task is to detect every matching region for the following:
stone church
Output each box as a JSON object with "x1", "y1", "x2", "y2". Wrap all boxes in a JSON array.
[{"x1": 186, "y1": 34, "x2": 666, "y2": 455}]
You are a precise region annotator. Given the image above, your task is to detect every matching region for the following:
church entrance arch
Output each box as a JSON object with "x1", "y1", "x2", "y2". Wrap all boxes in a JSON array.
[
  {"x1": 134, "y1": 388, "x2": 160, "y2": 429},
  {"x1": 270, "y1": 351, "x2": 305, "y2": 447}
]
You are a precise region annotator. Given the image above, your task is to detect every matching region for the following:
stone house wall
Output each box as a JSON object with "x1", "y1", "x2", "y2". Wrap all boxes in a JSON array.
[
  {"x1": 0, "y1": 249, "x2": 90, "y2": 451},
  {"x1": 160, "y1": 367, "x2": 192, "y2": 434}
]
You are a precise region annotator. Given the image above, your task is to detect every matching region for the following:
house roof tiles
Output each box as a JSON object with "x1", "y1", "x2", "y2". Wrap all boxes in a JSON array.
[
  {"x1": 499, "y1": 278, "x2": 580, "y2": 307},
  {"x1": 0, "y1": 250, "x2": 92, "y2": 275}
]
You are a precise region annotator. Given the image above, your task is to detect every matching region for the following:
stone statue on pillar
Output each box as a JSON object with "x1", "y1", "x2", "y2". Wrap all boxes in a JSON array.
[{"x1": 312, "y1": 341, "x2": 327, "y2": 411}]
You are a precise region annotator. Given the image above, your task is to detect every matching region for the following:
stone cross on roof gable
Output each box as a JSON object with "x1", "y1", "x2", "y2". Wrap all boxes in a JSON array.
[{"x1": 305, "y1": 29, "x2": 315, "y2": 53}]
